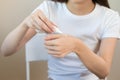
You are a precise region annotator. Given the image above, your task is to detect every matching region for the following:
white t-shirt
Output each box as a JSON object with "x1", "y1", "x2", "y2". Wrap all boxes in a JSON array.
[{"x1": 32, "y1": 0, "x2": 120, "y2": 80}]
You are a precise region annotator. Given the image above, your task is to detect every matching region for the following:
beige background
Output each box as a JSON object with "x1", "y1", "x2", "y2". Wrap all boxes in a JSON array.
[{"x1": 0, "y1": 0, "x2": 120, "y2": 80}]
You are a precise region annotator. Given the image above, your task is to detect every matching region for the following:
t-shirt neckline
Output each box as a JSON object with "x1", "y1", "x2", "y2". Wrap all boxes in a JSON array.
[{"x1": 63, "y1": 3, "x2": 99, "y2": 19}]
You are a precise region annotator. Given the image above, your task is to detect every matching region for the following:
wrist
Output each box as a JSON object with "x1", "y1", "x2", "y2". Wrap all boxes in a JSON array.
[
  {"x1": 73, "y1": 38, "x2": 81, "y2": 52},
  {"x1": 20, "y1": 22, "x2": 29, "y2": 30},
  {"x1": 73, "y1": 38, "x2": 85, "y2": 54}
]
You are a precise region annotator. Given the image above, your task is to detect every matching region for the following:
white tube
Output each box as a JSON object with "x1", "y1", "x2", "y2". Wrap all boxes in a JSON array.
[{"x1": 53, "y1": 27, "x2": 63, "y2": 34}]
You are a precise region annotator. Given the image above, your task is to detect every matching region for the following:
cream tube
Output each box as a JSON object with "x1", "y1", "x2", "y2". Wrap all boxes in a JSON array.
[
  {"x1": 53, "y1": 27, "x2": 63, "y2": 34},
  {"x1": 35, "y1": 26, "x2": 63, "y2": 34}
]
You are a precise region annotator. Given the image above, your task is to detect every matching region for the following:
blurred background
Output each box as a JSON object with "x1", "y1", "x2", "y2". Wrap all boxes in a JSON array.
[{"x1": 0, "y1": 0, "x2": 120, "y2": 80}]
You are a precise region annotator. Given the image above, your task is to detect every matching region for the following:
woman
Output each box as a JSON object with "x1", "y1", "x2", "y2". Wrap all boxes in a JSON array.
[{"x1": 1, "y1": 0, "x2": 120, "y2": 80}]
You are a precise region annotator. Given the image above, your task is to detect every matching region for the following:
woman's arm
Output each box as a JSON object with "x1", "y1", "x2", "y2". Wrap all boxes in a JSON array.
[
  {"x1": 74, "y1": 38, "x2": 117, "y2": 79},
  {"x1": 44, "y1": 34, "x2": 117, "y2": 79},
  {"x1": 0, "y1": 23, "x2": 36, "y2": 56},
  {"x1": 0, "y1": 10, "x2": 56, "y2": 57}
]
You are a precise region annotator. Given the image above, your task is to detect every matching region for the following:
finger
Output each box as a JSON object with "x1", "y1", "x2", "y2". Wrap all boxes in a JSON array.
[
  {"x1": 44, "y1": 40, "x2": 58, "y2": 46},
  {"x1": 53, "y1": 53, "x2": 66, "y2": 58},
  {"x1": 41, "y1": 22, "x2": 53, "y2": 33},
  {"x1": 53, "y1": 50, "x2": 70, "y2": 58},
  {"x1": 27, "y1": 17, "x2": 35, "y2": 28},
  {"x1": 45, "y1": 34, "x2": 62, "y2": 40},
  {"x1": 33, "y1": 16, "x2": 42, "y2": 26},
  {"x1": 32, "y1": 16, "x2": 53, "y2": 33},
  {"x1": 35, "y1": 16, "x2": 53, "y2": 33},
  {"x1": 32, "y1": 20, "x2": 42, "y2": 30},
  {"x1": 47, "y1": 50, "x2": 61, "y2": 55},
  {"x1": 37, "y1": 10, "x2": 55, "y2": 31},
  {"x1": 51, "y1": 22, "x2": 57, "y2": 27},
  {"x1": 45, "y1": 45, "x2": 59, "y2": 51}
]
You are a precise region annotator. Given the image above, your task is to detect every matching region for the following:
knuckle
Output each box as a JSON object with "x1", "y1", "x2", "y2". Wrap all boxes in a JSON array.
[
  {"x1": 56, "y1": 42, "x2": 60, "y2": 46},
  {"x1": 57, "y1": 47, "x2": 62, "y2": 51},
  {"x1": 59, "y1": 54, "x2": 65, "y2": 58}
]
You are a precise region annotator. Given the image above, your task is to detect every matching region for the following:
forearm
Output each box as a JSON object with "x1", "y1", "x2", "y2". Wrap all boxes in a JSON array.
[
  {"x1": 74, "y1": 39, "x2": 109, "y2": 79},
  {"x1": 1, "y1": 23, "x2": 29, "y2": 56}
]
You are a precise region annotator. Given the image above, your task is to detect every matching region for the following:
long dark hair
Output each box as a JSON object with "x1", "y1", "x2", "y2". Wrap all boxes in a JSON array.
[{"x1": 52, "y1": 0, "x2": 110, "y2": 8}]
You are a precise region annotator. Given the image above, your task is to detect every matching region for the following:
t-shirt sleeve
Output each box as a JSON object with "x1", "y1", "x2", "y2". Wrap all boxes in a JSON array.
[
  {"x1": 101, "y1": 11, "x2": 120, "y2": 39},
  {"x1": 32, "y1": 1, "x2": 49, "y2": 18}
]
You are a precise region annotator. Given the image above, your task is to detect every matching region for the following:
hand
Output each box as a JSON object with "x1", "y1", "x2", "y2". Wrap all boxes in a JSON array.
[
  {"x1": 44, "y1": 34, "x2": 78, "y2": 58},
  {"x1": 22, "y1": 10, "x2": 56, "y2": 33}
]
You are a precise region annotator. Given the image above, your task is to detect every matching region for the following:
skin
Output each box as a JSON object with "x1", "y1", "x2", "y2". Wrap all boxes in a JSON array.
[
  {"x1": 0, "y1": 0, "x2": 118, "y2": 79},
  {"x1": 0, "y1": 10, "x2": 56, "y2": 56}
]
